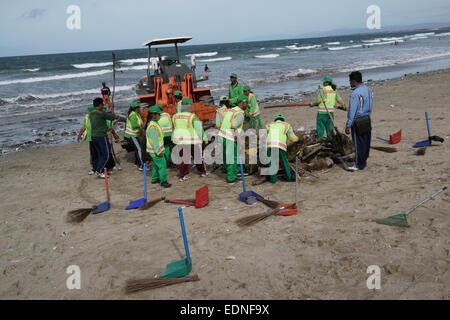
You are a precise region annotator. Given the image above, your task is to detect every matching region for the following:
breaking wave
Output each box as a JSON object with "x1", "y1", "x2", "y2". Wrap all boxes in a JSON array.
[
  {"x1": 72, "y1": 62, "x2": 113, "y2": 69},
  {"x1": 197, "y1": 56, "x2": 232, "y2": 62},
  {"x1": 285, "y1": 44, "x2": 321, "y2": 50},
  {"x1": 255, "y1": 54, "x2": 280, "y2": 59},
  {"x1": 186, "y1": 52, "x2": 218, "y2": 57}
]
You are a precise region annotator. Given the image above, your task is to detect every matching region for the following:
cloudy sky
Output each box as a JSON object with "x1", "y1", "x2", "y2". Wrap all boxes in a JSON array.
[{"x1": 1, "y1": 0, "x2": 450, "y2": 57}]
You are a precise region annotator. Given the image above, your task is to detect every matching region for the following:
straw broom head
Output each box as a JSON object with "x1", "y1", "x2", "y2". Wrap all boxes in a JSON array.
[
  {"x1": 415, "y1": 147, "x2": 426, "y2": 156},
  {"x1": 370, "y1": 146, "x2": 397, "y2": 153},
  {"x1": 124, "y1": 274, "x2": 200, "y2": 294},
  {"x1": 235, "y1": 212, "x2": 271, "y2": 226},
  {"x1": 255, "y1": 196, "x2": 280, "y2": 209},
  {"x1": 139, "y1": 196, "x2": 166, "y2": 210},
  {"x1": 66, "y1": 206, "x2": 96, "y2": 223}
]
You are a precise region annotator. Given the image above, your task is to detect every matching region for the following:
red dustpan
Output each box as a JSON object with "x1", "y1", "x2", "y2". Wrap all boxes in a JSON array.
[
  {"x1": 166, "y1": 185, "x2": 209, "y2": 208},
  {"x1": 376, "y1": 130, "x2": 401, "y2": 144}
]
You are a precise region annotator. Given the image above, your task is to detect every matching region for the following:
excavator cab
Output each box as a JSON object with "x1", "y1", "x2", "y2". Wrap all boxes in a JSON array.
[{"x1": 136, "y1": 36, "x2": 215, "y2": 124}]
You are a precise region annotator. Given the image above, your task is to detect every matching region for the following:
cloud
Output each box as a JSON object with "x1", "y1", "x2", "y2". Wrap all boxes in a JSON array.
[{"x1": 20, "y1": 8, "x2": 46, "y2": 19}]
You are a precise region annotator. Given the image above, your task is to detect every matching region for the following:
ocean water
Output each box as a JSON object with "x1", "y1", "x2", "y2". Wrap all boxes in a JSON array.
[{"x1": 1, "y1": 27, "x2": 450, "y2": 153}]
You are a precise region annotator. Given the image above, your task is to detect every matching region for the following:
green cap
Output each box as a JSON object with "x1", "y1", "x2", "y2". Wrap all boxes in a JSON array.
[
  {"x1": 274, "y1": 114, "x2": 285, "y2": 121},
  {"x1": 237, "y1": 95, "x2": 249, "y2": 104},
  {"x1": 219, "y1": 96, "x2": 229, "y2": 102},
  {"x1": 87, "y1": 104, "x2": 94, "y2": 111},
  {"x1": 230, "y1": 73, "x2": 237, "y2": 78},
  {"x1": 174, "y1": 91, "x2": 182, "y2": 97},
  {"x1": 181, "y1": 98, "x2": 191, "y2": 105},
  {"x1": 148, "y1": 105, "x2": 163, "y2": 114},
  {"x1": 322, "y1": 76, "x2": 333, "y2": 83},
  {"x1": 243, "y1": 85, "x2": 251, "y2": 91},
  {"x1": 130, "y1": 101, "x2": 141, "y2": 109}
]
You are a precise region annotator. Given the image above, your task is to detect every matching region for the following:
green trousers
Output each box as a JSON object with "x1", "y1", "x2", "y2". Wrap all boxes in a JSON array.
[
  {"x1": 244, "y1": 115, "x2": 262, "y2": 129},
  {"x1": 150, "y1": 153, "x2": 168, "y2": 184},
  {"x1": 316, "y1": 112, "x2": 334, "y2": 140},
  {"x1": 163, "y1": 136, "x2": 172, "y2": 162},
  {"x1": 267, "y1": 148, "x2": 291, "y2": 183},
  {"x1": 222, "y1": 137, "x2": 238, "y2": 182}
]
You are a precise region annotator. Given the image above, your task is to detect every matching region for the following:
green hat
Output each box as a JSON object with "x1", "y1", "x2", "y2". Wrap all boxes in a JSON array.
[
  {"x1": 148, "y1": 104, "x2": 163, "y2": 114},
  {"x1": 237, "y1": 95, "x2": 249, "y2": 104},
  {"x1": 322, "y1": 76, "x2": 333, "y2": 83},
  {"x1": 219, "y1": 96, "x2": 229, "y2": 102},
  {"x1": 243, "y1": 85, "x2": 251, "y2": 91},
  {"x1": 154, "y1": 103, "x2": 163, "y2": 111},
  {"x1": 230, "y1": 73, "x2": 237, "y2": 78},
  {"x1": 174, "y1": 91, "x2": 182, "y2": 97},
  {"x1": 181, "y1": 98, "x2": 191, "y2": 105},
  {"x1": 87, "y1": 104, "x2": 94, "y2": 111},
  {"x1": 274, "y1": 114, "x2": 285, "y2": 121},
  {"x1": 130, "y1": 101, "x2": 141, "y2": 109}
]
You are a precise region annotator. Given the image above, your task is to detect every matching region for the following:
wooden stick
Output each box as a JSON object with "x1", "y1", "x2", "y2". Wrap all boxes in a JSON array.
[{"x1": 263, "y1": 103, "x2": 310, "y2": 109}]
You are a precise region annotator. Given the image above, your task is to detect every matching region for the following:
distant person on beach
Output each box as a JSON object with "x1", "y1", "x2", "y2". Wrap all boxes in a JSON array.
[
  {"x1": 101, "y1": 82, "x2": 112, "y2": 111},
  {"x1": 345, "y1": 71, "x2": 373, "y2": 171},
  {"x1": 124, "y1": 101, "x2": 145, "y2": 171},
  {"x1": 228, "y1": 73, "x2": 243, "y2": 106},
  {"x1": 204, "y1": 64, "x2": 209, "y2": 72},
  {"x1": 174, "y1": 91, "x2": 183, "y2": 112},
  {"x1": 310, "y1": 76, "x2": 346, "y2": 141},
  {"x1": 243, "y1": 85, "x2": 262, "y2": 129},
  {"x1": 90, "y1": 97, "x2": 124, "y2": 178}
]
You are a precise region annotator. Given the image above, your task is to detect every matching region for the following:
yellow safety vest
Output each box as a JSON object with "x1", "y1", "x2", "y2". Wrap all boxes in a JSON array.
[
  {"x1": 176, "y1": 100, "x2": 183, "y2": 113},
  {"x1": 318, "y1": 85, "x2": 337, "y2": 113},
  {"x1": 218, "y1": 106, "x2": 244, "y2": 141},
  {"x1": 172, "y1": 112, "x2": 202, "y2": 145},
  {"x1": 125, "y1": 111, "x2": 143, "y2": 137},
  {"x1": 248, "y1": 93, "x2": 260, "y2": 117},
  {"x1": 266, "y1": 121, "x2": 291, "y2": 151},
  {"x1": 146, "y1": 120, "x2": 165, "y2": 155},
  {"x1": 158, "y1": 112, "x2": 173, "y2": 137},
  {"x1": 217, "y1": 106, "x2": 228, "y2": 122}
]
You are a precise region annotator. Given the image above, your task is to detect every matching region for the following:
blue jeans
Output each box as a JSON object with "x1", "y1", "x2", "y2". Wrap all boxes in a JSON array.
[
  {"x1": 92, "y1": 136, "x2": 111, "y2": 174},
  {"x1": 351, "y1": 127, "x2": 371, "y2": 170}
]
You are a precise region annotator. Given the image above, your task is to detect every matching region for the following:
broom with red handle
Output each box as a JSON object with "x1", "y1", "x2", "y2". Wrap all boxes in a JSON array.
[{"x1": 236, "y1": 203, "x2": 296, "y2": 227}]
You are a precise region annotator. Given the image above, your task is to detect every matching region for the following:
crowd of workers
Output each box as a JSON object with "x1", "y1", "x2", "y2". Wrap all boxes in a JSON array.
[{"x1": 78, "y1": 71, "x2": 373, "y2": 187}]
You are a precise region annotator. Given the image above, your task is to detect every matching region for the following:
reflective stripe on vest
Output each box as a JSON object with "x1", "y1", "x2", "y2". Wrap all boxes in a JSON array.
[
  {"x1": 266, "y1": 121, "x2": 290, "y2": 151},
  {"x1": 158, "y1": 112, "x2": 173, "y2": 134},
  {"x1": 125, "y1": 111, "x2": 143, "y2": 137},
  {"x1": 248, "y1": 93, "x2": 260, "y2": 117},
  {"x1": 217, "y1": 106, "x2": 227, "y2": 122},
  {"x1": 318, "y1": 86, "x2": 337, "y2": 113},
  {"x1": 218, "y1": 107, "x2": 244, "y2": 141},
  {"x1": 172, "y1": 112, "x2": 202, "y2": 144},
  {"x1": 146, "y1": 121, "x2": 165, "y2": 154}
]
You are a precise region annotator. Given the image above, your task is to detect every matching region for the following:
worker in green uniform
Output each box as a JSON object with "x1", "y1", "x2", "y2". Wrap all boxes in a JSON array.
[
  {"x1": 266, "y1": 114, "x2": 299, "y2": 183},
  {"x1": 146, "y1": 105, "x2": 172, "y2": 188},
  {"x1": 175, "y1": 91, "x2": 183, "y2": 112},
  {"x1": 243, "y1": 85, "x2": 262, "y2": 129},
  {"x1": 77, "y1": 104, "x2": 97, "y2": 175},
  {"x1": 309, "y1": 76, "x2": 346, "y2": 140},
  {"x1": 155, "y1": 103, "x2": 174, "y2": 165},
  {"x1": 124, "y1": 101, "x2": 145, "y2": 170},
  {"x1": 218, "y1": 95, "x2": 247, "y2": 184},
  {"x1": 228, "y1": 73, "x2": 243, "y2": 106},
  {"x1": 215, "y1": 96, "x2": 230, "y2": 129},
  {"x1": 89, "y1": 98, "x2": 125, "y2": 178}
]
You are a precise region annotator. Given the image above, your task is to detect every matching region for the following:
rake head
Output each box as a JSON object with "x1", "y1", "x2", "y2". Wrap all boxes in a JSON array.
[{"x1": 372, "y1": 213, "x2": 410, "y2": 228}]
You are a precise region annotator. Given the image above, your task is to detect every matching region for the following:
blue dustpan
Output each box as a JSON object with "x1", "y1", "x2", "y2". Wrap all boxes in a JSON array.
[
  {"x1": 238, "y1": 157, "x2": 262, "y2": 205},
  {"x1": 413, "y1": 112, "x2": 432, "y2": 148},
  {"x1": 92, "y1": 168, "x2": 111, "y2": 214},
  {"x1": 125, "y1": 163, "x2": 147, "y2": 210}
]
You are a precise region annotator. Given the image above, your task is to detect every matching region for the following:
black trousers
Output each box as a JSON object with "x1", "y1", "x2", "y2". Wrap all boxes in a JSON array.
[{"x1": 351, "y1": 127, "x2": 371, "y2": 170}]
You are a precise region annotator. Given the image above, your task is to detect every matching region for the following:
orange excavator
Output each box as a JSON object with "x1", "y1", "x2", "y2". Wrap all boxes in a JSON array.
[{"x1": 135, "y1": 36, "x2": 216, "y2": 124}]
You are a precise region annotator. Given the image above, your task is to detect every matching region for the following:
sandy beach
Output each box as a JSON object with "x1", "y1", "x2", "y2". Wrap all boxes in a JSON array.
[{"x1": 0, "y1": 69, "x2": 449, "y2": 300}]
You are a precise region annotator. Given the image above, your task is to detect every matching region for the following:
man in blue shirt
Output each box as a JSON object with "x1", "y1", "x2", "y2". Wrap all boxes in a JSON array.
[{"x1": 345, "y1": 71, "x2": 373, "y2": 171}]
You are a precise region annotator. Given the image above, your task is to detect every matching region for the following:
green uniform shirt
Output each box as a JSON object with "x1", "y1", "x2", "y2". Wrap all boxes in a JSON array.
[
  {"x1": 228, "y1": 82, "x2": 243, "y2": 105},
  {"x1": 90, "y1": 110, "x2": 116, "y2": 137}
]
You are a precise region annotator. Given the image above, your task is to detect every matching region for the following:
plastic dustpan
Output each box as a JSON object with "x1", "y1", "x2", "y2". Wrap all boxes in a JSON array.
[
  {"x1": 376, "y1": 130, "x2": 402, "y2": 145},
  {"x1": 92, "y1": 168, "x2": 111, "y2": 214},
  {"x1": 166, "y1": 185, "x2": 209, "y2": 208},
  {"x1": 413, "y1": 112, "x2": 432, "y2": 148},
  {"x1": 161, "y1": 207, "x2": 192, "y2": 278},
  {"x1": 277, "y1": 203, "x2": 298, "y2": 216},
  {"x1": 238, "y1": 157, "x2": 259, "y2": 204},
  {"x1": 126, "y1": 163, "x2": 147, "y2": 210},
  {"x1": 372, "y1": 213, "x2": 409, "y2": 228}
]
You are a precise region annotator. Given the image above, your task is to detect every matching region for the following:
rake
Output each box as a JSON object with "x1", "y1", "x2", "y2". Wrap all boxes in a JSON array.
[{"x1": 372, "y1": 186, "x2": 447, "y2": 227}]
